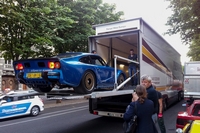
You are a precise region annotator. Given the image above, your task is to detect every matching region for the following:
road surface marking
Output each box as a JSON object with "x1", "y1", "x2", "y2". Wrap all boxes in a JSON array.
[{"x1": 0, "y1": 106, "x2": 88, "y2": 128}]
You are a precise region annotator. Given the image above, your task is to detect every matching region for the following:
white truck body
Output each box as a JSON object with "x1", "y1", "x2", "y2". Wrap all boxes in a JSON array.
[
  {"x1": 184, "y1": 62, "x2": 200, "y2": 99},
  {"x1": 89, "y1": 18, "x2": 183, "y2": 90},
  {"x1": 88, "y1": 18, "x2": 183, "y2": 117}
]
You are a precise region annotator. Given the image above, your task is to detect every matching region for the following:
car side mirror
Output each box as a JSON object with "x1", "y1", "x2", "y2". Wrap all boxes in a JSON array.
[
  {"x1": 182, "y1": 103, "x2": 187, "y2": 107},
  {"x1": 0, "y1": 100, "x2": 7, "y2": 105},
  {"x1": 176, "y1": 128, "x2": 183, "y2": 133}
]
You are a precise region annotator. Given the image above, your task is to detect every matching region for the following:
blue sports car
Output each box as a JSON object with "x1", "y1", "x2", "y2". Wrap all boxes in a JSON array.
[{"x1": 13, "y1": 52, "x2": 126, "y2": 94}]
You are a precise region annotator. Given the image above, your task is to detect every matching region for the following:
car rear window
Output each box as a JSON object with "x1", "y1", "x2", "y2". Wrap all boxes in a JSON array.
[
  {"x1": 3, "y1": 96, "x2": 14, "y2": 102},
  {"x1": 54, "y1": 53, "x2": 82, "y2": 58},
  {"x1": 18, "y1": 95, "x2": 35, "y2": 100}
]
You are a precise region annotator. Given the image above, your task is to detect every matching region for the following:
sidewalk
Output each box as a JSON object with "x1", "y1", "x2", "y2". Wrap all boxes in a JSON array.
[{"x1": 43, "y1": 98, "x2": 88, "y2": 108}]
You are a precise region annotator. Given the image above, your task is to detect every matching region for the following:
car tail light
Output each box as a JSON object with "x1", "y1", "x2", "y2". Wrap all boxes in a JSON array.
[
  {"x1": 54, "y1": 62, "x2": 61, "y2": 69},
  {"x1": 15, "y1": 63, "x2": 24, "y2": 70},
  {"x1": 48, "y1": 61, "x2": 61, "y2": 69},
  {"x1": 93, "y1": 111, "x2": 98, "y2": 115},
  {"x1": 48, "y1": 62, "x2": 55, "y2": 69},
  {"x1": 40, "y1": 98, "x2": 44, "y2": 103}
]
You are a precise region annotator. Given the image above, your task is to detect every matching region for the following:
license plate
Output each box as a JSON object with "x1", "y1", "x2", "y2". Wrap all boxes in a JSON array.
[{"x1": 27, "y1": 73, "x2": 41, "y2": 78}]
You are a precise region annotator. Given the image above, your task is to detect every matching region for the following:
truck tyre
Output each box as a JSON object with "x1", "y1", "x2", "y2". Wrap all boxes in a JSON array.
[
  {"x1": 31, "y1": 106, "x2": 40, "y2": 116},
  {"x1": 181, "y1": 91, "x2": 184, "y2": 100},
  {"x1": 33, "y1": 87, "x2": 52, "y2": 93},
  {"x1": 117, "y1": 74, "x2": 125, "y2": 90},
  {"x1": 178, "y1": 92, "x2": 182, "y2": 102},
  {"x1": 74, "y1": 70, "x2": 96, "y2": 94},
  {"x1": 163, "y1": 99, "x2": 168, "y2": 111}
]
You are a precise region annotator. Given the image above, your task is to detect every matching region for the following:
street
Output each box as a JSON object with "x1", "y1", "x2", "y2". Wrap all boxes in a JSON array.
[{"x1": 0, "y1": 100, "x2": 185, "y2": 133}]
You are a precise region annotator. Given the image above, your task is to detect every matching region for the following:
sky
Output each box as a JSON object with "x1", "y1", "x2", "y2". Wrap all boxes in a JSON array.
[{"x1": 103, "y1": 0, "x2": 190, "y2": 65}]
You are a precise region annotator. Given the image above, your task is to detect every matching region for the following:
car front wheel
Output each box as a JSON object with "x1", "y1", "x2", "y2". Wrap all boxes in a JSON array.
[{"x1": 31, "y1": 106, "x2": 40, "y2": 116}]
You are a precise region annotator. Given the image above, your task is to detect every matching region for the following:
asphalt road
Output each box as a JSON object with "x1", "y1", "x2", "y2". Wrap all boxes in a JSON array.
[
  {"x1": 0, "y1": 100, "x2": 186, "y2": 133},
  {"x1": 164, "y1": 100, "x2": 186, "y2": 133}
]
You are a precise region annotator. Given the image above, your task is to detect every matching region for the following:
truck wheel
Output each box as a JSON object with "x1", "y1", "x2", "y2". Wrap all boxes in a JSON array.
[
  {"x1": 74, "y1": 70, "x2": 96, "y2": 94},
  {"x1": 117, "y1": 74, "x2": 125, "y2": 90},
  {"x1": 33, "y1": 87, "x2": 52, "y2": 93},
  {"x1": 178, "y1": 93, "x2": 182, "y2": 102},
  {"x1": 163, "y1": 99, "x2": 168, "y2": 111},
  {"x1": 180, "y1": 91, "x2": 184, "y2": 100},
  {"x1": 31, "y1": 106, "x2": 40, "y2": 116}
]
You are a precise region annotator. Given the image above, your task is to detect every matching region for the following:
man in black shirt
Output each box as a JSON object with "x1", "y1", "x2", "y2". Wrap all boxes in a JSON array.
[
  {"x1": 141, "y1": 75, "x2": 159, "y2": 114},
  {"x1": 128, "y1": 49, "x2": 137, "y2": 86}
]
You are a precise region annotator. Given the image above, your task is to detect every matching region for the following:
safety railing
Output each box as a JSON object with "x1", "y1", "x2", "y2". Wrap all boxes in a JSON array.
[{"x1": 113, "y1": 55, "x2": 139, "y2": 91}]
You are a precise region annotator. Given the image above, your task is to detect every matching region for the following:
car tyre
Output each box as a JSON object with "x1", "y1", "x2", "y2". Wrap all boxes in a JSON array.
[
  {"x1": 163, "y1": 99, "x2": 168, "y2": 111},
  {"x1": 178, "y1": 92, "x2": 182, "y2": 102},
  {"x1": 74, "y1": 70, "x2": 96, "y2": 94},
  {"x1": 31, "y1": 106, "x2": 40, "y2": 116},
  {"x1": 117, "y1": 74, "x2": 125, "y2": 90}
]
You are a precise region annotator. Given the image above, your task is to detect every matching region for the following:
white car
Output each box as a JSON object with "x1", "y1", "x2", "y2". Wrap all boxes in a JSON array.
[{"x1": 0, "y1": 93, "x2": 44, "y2": 119}]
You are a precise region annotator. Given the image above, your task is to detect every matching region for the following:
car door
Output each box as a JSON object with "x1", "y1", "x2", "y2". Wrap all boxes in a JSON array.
[
  {"x1": 90, "y1": 55, "x2": 115, "y2": 87},
  {"x1": 0, "y1": 96, "x2": 31, "y2": 119}
]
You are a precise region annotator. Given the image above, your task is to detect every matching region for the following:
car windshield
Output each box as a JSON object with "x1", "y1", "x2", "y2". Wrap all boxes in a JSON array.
[
  {"x1": 53, "y1": 53, "x2": 83, "y2": 58},
  {"x1": 193, "y1": 104, "x2": 200, "y2": 116}
]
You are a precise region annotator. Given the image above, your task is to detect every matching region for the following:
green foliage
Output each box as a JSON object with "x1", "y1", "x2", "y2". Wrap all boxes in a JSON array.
[
  {"x1": 187, "y1": 34, "x2": 200, "y2": 61},
  {"x1": 53, "y1": 0, "x2": 124, "y2": 53},
  {"x1": 166, "y1": 0, "x2": 200, "y2": 60},
  {"x1": 0, "y1": 0, "x2": 123, "y2": 61},
  {"x1": 0, "y1": 0, "x2": 73, "y2": 60}
]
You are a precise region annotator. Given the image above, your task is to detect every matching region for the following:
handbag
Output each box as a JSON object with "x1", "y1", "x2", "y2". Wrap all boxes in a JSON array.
[
  {"x1": 123, "y1": 102, "x2": 138, "y2": 133},
  {"x1": 158, "y1": 117, "x2": 166, "y2": 133}
]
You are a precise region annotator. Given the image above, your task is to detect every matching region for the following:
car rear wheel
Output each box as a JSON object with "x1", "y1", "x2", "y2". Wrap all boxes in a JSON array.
[
  {"x1": 117, "y1": 74, "x2": 125, "y2": 90},
  {"x1": 31, "y1": 106, "x2": 40, "y2": 116},
  {"x1": 33, "y1": 87, "x2": 52, "y2": 93},
  {"x1": 74, "y1": 70, "x2": 96, "y2": 94}
]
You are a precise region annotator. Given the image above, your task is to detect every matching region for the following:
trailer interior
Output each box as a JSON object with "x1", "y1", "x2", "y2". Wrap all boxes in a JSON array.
[{"x1": 89, "y1": 30, "x2": 140, "y2": 86}]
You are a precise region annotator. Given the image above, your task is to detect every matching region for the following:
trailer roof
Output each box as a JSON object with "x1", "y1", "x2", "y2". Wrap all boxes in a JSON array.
[
  {"x1": 92, "y1": 17, "x2": 181, "y2": 56},
  {"x1": 92, "y1": 17, "x2": 142, "y2": 28}
]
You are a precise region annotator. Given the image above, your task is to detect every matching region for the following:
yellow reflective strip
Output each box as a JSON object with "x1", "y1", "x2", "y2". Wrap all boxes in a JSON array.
[
  {"x1": 156, "y1": 87, "x2": 167, "y2": 91},
  {"x1": 142, "y1": 45, "x2": 169, "y2": 73},
  {"x1": 142, "y1": 45, "x2": 162, "y2": 66}
]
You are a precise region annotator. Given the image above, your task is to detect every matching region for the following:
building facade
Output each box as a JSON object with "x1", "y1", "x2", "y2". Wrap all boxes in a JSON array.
[{"x1": 0, "y1": 59, "x2": 26, "y2": 92}]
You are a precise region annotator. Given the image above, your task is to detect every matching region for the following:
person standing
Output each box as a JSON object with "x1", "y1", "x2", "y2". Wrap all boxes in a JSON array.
[
  {"x1": 91, "y1": 50, "x2": 97, "y2": 54},
  {"x1": 141, "y1": 75, "x2": 161, "y2": 133},
  {"x1": 123, "y1": 85, "x2": 158, "y2": 133},
  {"x1": 128, "y1": 49, "x2": 138, "y2": 86}
]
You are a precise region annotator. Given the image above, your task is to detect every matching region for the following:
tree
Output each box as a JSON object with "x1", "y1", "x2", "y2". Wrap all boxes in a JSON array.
[
  {"x1": 165, "y1": 0, "x2": 200, "y2": 60},
  {"x1": 187, "y1": 36, "x2": 200, "y2": 61},
  {"x1": 0, "y1": 0, "x2": 73, "y2": 60},
  {"x1": 0, "y1": 0, "x2": 123, "y2": 60},
  {"x1": 53, "y1": 0, "x2": 124, "y2": 53}
]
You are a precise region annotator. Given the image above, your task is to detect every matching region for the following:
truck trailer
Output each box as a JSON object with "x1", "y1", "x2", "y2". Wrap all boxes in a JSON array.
[
  {"x1": 88, "y1": 18, "x2": 184, "y2": 117},
  {"x1": 184, "y1": 61, "x2": 200, "y2": 104}
]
